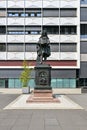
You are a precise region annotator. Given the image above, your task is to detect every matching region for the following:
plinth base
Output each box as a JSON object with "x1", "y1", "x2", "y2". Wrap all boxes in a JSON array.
[{"x1": 26, "y1": 90, "x2": 60, "y2": 103}]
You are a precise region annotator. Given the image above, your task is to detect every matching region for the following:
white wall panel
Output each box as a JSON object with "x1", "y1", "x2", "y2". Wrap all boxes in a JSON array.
[
  {"x1": 43, "y1": 0, "x2": 58, "y2": 8},
  {"x1": 47, "y1": 52, "x2": 59, "y2": 60},
  {"x1": 0, "y1": 35, "x2": 6, "y2": 43},
  {"x1": 25, "y1": 35, "x2": 40, "y2": 43},
  {"x1": 25, "y1": 18, "x2": 42, "y2": 25},
  {"x1": 7, "y1": 35, "x2": 24, "y2": 43},
  {"x1": 43, "y1": 17, "x2": 77, "y2": 25},
  {"x1": 0, "y1": 18, "x2": 6, "y2": 25},
  {"x1": 60, "y1": 18, "x2": 77, "y2": 25},
  {"x1": 60, "y1": 35, "x2": 77, "y2": 43},
  {"x1": 0, "y1": 52, "x2": 6, "y2": 60},
  {"x1": 25, "y1": 52, "x2": 37, "y2": 60},
  {"x1": 7, "y1": 52, "x2": 24, "y2": 60},
  {"x1": 7, "y1": 1, "x2": 24, "y2": 8},
  {"x1": 25, "y1": 0, "x2": 42, "y2": 8},
  {"x1": 43, "y1": 18, "x2": 59, "y2": 25},
  {"x1": 60, "y1": 52, "x2": 77, "y2": 60},
  {"x1": 0, "y1": 1, "x2": 6, "y2": 8},
  {"x1": 25, "y1": 52, "x2": 59, "y2": 60},
  {"x1": 7, "y1": 18, "x2": 24, "y2": 25},
  {"x1": 60, "y1": 0, "x2": 78, "y2": 8},
  {"x1": 48, "y1": 35, "x2": 59, "y2": 43}
]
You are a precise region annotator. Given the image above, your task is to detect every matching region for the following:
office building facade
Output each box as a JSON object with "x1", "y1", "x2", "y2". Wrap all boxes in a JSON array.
[{"x1": 0, "y1": 0, "x2": 86, "y2": 89}]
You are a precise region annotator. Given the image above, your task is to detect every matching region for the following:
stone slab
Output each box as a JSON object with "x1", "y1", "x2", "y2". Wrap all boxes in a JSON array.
[{"x1": 4, "y1": 95, "x2": 83, "y2": 110}]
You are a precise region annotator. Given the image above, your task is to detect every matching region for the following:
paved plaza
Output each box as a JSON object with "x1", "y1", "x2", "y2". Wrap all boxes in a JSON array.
[{"x1": 0, "y1": 89, "x2": 87, "y2": 130}]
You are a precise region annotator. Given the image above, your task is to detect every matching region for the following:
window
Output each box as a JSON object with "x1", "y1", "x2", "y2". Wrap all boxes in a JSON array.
[
  {"x1": 70, "y1": 79, "x2": 76, "y2": 88},
  {"x1": 50, "y1": 43, "x2": 59, "y2": 52},
  {"x1": 30, "y1": 13, "x2": 35, "y2": 17},
  {"x1": 57, "y1": 79, "x2": 63, "y2": 88},
  {"x1": 81, "y1": 24, "x2": 87, "y2": 35},
  {"x1": 60, "y1": 43, "x2": 76, "y2": 52},
  {"x1": 7, "y1": 26, "x2": 24, "y2": 34},
  {"x1": 7, "y1": 43, "x2": 24, "y2": 52},
  {"x1": 0, "y1": 11, "x2": 6, "y2": 17},
  {"x1": 36, "y1": 13, "x2": 41, "y2": 17},
  {"x1": 0, "y1": 26, "x2": 6, "y2": 34},
  {"x1": 81, "y1": 8, "x2": 87, "y2": 21},
  {"x1": 0, "y1": 43, "x2": 6, "y2": 52},
  {"x1": 8, "y1": 13, "x2": 19, "y2": 17},
  {"x1": 51, "y1": 78, "x2": 76, "y2": 88},
  {"x1": 8, "y1": 31, "x2": 25, "y2": 35},
  {"x1": 51, "y1": 79, "x2": 57, "y2": 88},
  {"x1": 8, "y1": 79, "x2": 22, "y2": 88},
  {"x1": 80, "y1": 42, "x2": 87, "y2": 53},
  {"x1": 43, "y1": 9, "x2": 59, "y2": 17},
  {"x1": 60, "y1": 26, "x2": 76, "y2": 35},
  {"x1": 25, "y1": 26, "x2": 41, "y2": 34},
  {"x1": 25, "y1": 44, "x2": 36, "y2": 52},
  {"x1": 60, "y1": 8, "x2": 77, "y2": 17},
  {"x1": 0, "y1": 79, "x2": 5, "y2": 88},
  {"x1": 30, "y1": 31, "x2": 39, "y2": 34},
  {"x1": 43, "y1": 26, "x2": 59, "y2": 34}
]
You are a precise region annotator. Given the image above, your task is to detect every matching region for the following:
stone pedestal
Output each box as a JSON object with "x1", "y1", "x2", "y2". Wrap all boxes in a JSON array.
[
  {"x1": 26, "y1": 64, "x2": 60, "y2": 103},
  {"x1": 26, "y1": 90, "x2": 60, "y2": 103}
]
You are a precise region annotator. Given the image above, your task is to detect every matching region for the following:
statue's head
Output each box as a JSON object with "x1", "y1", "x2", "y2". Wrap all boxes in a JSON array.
[{"x1": 41, "y1": 30, "x2": 47, "y2": 37}]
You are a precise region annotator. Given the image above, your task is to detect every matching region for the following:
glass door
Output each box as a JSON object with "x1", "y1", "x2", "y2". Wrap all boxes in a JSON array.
[{"x1": 0, "y1": 79, "x2": 5, "y2": 88}]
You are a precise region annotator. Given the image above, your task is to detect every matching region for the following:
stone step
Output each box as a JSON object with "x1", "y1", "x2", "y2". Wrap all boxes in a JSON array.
[
  {"x1": 26, "y1": 89, "x2": 60, "y2": 103},
  {"x1": 34, "y1": 93, "x2": 52, "y2": 97},
  {"x1": 33, "y1": 89, "x2": 53, "y2": 97},
  {"x1": 26, "y1": 98, "x2": 60, "y2": 103},
  {"x1": 33, "y1": 97, "x2": 53, "y2": 100},
  {"x1": 34, "y1": 90, "x2": 52, "y2": 93}
]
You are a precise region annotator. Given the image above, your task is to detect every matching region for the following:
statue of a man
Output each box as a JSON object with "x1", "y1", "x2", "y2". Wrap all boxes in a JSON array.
[{"x1": 36, "y1": 30, "x2": 51, "y2": 64}]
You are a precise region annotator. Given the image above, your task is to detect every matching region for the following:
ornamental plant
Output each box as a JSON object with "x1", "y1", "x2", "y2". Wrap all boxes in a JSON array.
[{"x1": 20, "y1": 60, "x2": 32, "y2": 88}]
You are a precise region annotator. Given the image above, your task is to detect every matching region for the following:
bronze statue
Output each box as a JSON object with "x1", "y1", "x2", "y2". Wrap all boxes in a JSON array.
[{"x1": 36, "y1": 30, "x2": 51, "y2": 64}]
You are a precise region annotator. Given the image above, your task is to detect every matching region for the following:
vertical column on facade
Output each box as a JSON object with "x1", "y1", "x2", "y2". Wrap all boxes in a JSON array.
[
  {"x1": 77, "y1": 0, "x2": 80, "y2": 68},
  {"x1": 6, "y1": 0, "x2": 8, "y2": 60},
  {"x1": 59, "y1": 0, "x2": 61, "y2": 60},
  {"x1": 24, "y1": 0, "x2": 25, "y2": 60},
  {"x1": 41, "y1": 0, "x2": 43, "y2": 34}
]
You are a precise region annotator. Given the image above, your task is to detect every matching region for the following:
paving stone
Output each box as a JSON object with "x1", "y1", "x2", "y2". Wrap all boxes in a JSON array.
[
  {"x1": 45, "y1": 126, "x2": 62, "y2": 130},
  {"x1": 45, "y1": 118, "x2": 59, "y2": 126},
  {"x1": 29, "y1": 126, "x2": 44, "y2": 130},
  {"x1": 0, "y1": 119, "x2": 16, "y2": 126},
  {"x1": 11, "y1": 126, "x2": 29, "y2": 130},
  {"x1": 14, "y1": 118, "x2": 31, "y2": 126},
  {"x1": 0, "y1": 126, "x2": 11, "y2": 130},
  {"x1": 61, "y1": 126, "x2": 80, "y2": 130}
]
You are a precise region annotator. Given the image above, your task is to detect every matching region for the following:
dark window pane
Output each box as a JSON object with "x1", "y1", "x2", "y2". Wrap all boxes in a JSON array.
[
  {"x1": 81, "y1": 24, "x2": 87, "y2": 35},
  {"x1": 79, "y1": 78, "x2": 85, "y2": 86},
  {"x1": 60, "y1": 26, "x2": 76, "y2": 34},
  {"x1": 0, "y1": 26, "x2": 6, "y2": 34},
  {"x1": 85, "y1": 79, "x2": 87, "y2": 86},
  {"x1": 0, "y1": 43, "x2": 6, "y2": 51},
  {"x1": 43, "y1": 26, "x2": 59, "y2": 34}
]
